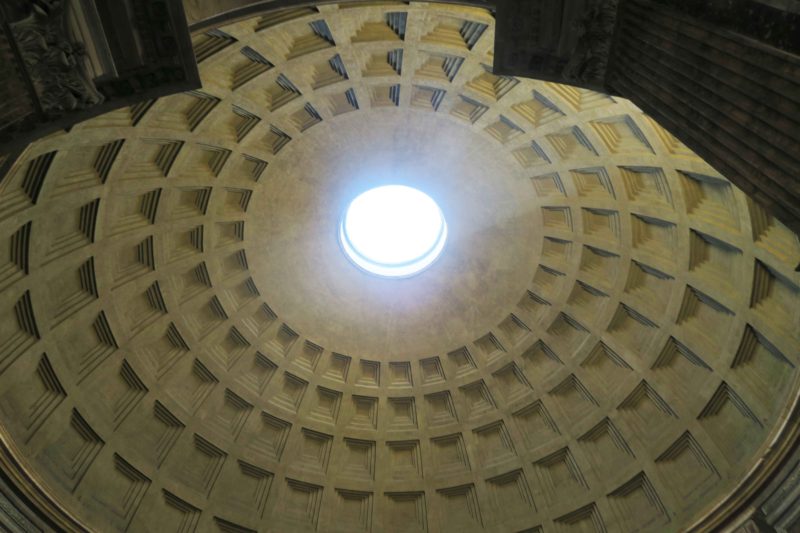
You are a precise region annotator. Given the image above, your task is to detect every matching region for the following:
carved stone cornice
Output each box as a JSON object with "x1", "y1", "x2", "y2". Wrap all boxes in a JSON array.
[
  {"x1": 9, "y1": 2, "x2": 104, "y2": 116},
  {"x1": 0, "y1": 0, "x2": 200, "y2": 156},
  {"x1": 0, "y1": 424, "x2": 87, "y2": 532},
  {"x1": 493, "y1": 0, "x2": 620, "y2": 92}
]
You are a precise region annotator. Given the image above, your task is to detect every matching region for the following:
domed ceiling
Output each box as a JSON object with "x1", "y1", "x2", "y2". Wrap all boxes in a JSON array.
[{"x1": 1, "y1": 3, "x2": 799, "y2": 532}]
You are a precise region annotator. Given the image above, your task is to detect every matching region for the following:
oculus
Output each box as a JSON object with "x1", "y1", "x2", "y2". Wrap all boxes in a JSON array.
[{"x1": 340, "y1": 185, "x2": 448, "y2": 278}]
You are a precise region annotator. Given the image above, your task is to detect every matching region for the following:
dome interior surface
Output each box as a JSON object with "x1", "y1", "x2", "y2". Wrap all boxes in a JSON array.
[{"x1": 0, "y1": 3, "x2": 799, "y2": 532}]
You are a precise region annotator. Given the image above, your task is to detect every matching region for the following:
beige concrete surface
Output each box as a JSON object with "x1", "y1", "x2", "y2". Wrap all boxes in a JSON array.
[{"x1": 0, "y1": 3, "x2": 798, "y2": 532}]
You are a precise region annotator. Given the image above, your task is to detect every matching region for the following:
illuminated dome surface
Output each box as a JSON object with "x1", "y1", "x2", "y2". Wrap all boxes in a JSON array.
[
  {"x1": 340, "y1": 185, "x2": 448, "y2": 277},
  {"x1": 0, "y1": 3, "x2": 798, "y2": 533}
]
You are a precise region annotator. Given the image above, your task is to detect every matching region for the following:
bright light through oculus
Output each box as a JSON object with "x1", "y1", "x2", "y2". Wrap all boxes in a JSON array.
[{"x1": 340, "y1": 185, "x2": 447, "y2": 277}]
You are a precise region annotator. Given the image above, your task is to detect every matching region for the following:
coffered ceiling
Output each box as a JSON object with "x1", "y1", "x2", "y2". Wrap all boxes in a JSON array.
[{"x1": 0, "y1": 3, "x2": 798, "y2": 532}]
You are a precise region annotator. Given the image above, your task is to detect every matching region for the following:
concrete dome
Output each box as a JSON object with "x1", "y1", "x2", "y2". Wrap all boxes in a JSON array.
[{"x1": 0, "y1": 3, "x2": 798, "y2": 532}]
